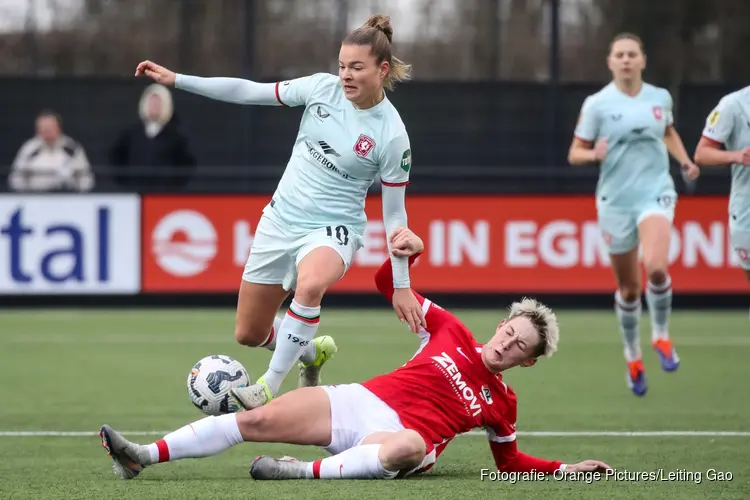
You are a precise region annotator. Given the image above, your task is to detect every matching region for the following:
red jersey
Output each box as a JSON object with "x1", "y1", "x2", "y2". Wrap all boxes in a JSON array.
[{"x1": 361, "y1": 253, "x2": 562, "y2": 474}]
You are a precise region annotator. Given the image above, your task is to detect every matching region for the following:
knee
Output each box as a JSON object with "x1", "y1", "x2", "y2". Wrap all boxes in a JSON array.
[
  {"x1": 236, "y1": 406, "x2": 274, "y2": 440},
  {"x1": 294, "y1": 275, "x2": 329, "y2": 305},
  {"x1": 618, "y1": 284, "x2": 641, "y2": 303},
  {"x1": 643, "y1": 253, "x2": 669, "y2": 285},
  {"x1": 379, "y1": 430, "x2": 426, "y2": 471},
  {"x1": 646, "y1": 268, "x2": 668, "y2": 286},
  {"x1": 234, "y1": 324, "x2": 269, "y2": 347}
]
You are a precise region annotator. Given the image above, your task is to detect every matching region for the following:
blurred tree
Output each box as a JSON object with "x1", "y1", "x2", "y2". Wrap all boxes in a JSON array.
[{"x1": 0, "y1": 0, "x2": 748, "y2": 83}]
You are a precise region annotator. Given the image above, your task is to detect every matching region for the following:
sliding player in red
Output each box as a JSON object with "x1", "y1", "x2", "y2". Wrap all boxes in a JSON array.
[{"x1": 100, "y1": 228, "x2": 610, "y2": 480}]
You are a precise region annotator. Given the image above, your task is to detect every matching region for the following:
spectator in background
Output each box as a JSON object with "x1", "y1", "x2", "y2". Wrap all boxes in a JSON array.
[
  {"x1": 110, "y1": 83, "x2": 196, "y2": 190},
  {"x1": 8, "y1": 110, "x2": 94, "y2": 192}
]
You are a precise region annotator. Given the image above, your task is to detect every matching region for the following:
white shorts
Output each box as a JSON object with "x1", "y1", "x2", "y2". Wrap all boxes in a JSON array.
[
  {"x1": 321, "y1": 383, "x2": 437, "y2": 477},
  {"x1": 242, "y1": 214, "x2": 363, "y2": 291},
  {"x1": 597, "y1": 192, "x2": 677, "y2": 254},
  {"x1": 729, "y1": 222, "x2": 750, "y2": 271}
]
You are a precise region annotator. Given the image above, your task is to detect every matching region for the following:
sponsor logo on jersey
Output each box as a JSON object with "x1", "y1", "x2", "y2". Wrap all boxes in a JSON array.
[
  {"x1": 400, "y1": 149, "x2": 412, "y2": 172},
  {"x1": 354, "y1": 134, "x2": 376, "y2": 158},
  {"x1": 318, "y1": 141, "x2": 340, "y2": 157},
  {"x1": 305, "y1": 141, "x2": 352, "y2": 180},
  {"x1": 708, "y1": 110, "x2": 720, "y2": 126},
  {"x1": 316, "y1": 106, "x2": 330, "y2": 119},
  {"x1": 431, "y1": 351, "x2": 482, "y2": 417},
  {"x1": 652, "y1": 106, "x2": 663, "y2": 121}
]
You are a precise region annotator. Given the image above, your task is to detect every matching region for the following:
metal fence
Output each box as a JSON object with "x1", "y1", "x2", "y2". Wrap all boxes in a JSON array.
[
  {"x1": 2, "y1": 0, "x2": 750, "y2": 83},
  {"x1": 0, "y1": 0, "x2": 747, "y2": 194}
]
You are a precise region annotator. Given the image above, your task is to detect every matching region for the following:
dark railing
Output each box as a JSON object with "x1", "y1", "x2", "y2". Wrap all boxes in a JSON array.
[{"x1": 0, "y1": 163, "x2": 732, "y2": 195}]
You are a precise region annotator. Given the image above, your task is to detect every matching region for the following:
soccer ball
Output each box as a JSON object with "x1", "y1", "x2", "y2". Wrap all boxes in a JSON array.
[{"x1": 187, "y1": 355, "x2": 251, "y2": 416}]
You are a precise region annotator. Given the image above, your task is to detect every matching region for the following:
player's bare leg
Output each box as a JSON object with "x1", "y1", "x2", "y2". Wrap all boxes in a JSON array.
[
  {"x1": 235, "y1": 247, "x2": 344, "y2": 409},
  {"x1": 234, "y1": 281, "x2": 289, "y2": 347},
  {"x1": 250, "y1": 429, "x2": 426, "y2": 480},
  {"x1": 639, "y1": 215, "x2": 679, "y2": 372},
  {"x1": 232, "y1": 281, "x2": 329, "y2": 409},
  {"x1": 609, "y1": 247, "x2": 647, "y2": 396},
  {"x1": 99, "y1": 387, "x2": 332, "y2": 479}
]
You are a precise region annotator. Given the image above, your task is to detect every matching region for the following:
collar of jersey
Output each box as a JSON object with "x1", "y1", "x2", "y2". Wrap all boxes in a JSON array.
[{"x1": 350, "y1": 92, "x2": 389, "y2": 114}]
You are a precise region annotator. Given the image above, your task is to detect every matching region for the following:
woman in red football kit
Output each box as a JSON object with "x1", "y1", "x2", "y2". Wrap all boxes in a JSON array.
[{"x1": 100, "y1": 228, "x2": 611, "y2": 481}]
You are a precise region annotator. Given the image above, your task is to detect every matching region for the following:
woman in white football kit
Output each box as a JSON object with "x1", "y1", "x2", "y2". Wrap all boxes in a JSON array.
[
  {"x1": 134, "y1": 15, "x2": 426, "y2": 408},
  {"x1": 694, "y1": 85, "x2": 750, "y2": 287},
  {"x1": 568, "y1": 33, "x2": 700, "y2": 397}
]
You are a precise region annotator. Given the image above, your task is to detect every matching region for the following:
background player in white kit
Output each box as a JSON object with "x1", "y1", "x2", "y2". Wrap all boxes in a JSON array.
[
  {"x1": 568, "y1": 33, "x2": 700, "y2": 397},
  {"x1": 694, "y1": 86, "x2": 750, "y2": 291},
  {"x1": 134, "y1": 15, "x2": 426, "y2": 409},
  {"x1": 100, "y1": 227, "x2": 611, "y2": 481}
]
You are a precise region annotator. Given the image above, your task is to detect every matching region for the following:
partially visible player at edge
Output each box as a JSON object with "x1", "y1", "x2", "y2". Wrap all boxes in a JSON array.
[
  {"x1": 99, "y1": 227, "x2": 611, "y2": 480},
  {"x1": 134, "y1": 14, "x2": 426, "y2": 409},
  {"x1": 694, "y1": 85, "x2": 750, "y2": 294},
  {"x1": 567, "y1": 33, "x2": 700, "y2": 397}
]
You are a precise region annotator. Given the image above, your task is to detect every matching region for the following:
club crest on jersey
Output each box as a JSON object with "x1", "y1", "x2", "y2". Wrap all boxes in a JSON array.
[
  {"x1": 354, "y1": 134, "x2": 376, "y2": 158},
  {"x1": 736, "y1": 248, "x2": 749, "y2": 264},
  {"x1": 652, "y1": 106, "x2": 663, "y2": 121}
]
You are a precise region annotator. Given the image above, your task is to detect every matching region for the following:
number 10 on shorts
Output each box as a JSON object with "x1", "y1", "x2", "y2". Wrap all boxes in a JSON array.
[{"x1": 326, "y1": 225, "x2": 350, "y2": 246}]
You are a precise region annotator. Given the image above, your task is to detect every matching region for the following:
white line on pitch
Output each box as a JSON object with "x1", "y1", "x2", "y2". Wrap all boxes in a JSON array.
[{"x1": 2, "y1": 430, "x2": 749, "y2": 437}]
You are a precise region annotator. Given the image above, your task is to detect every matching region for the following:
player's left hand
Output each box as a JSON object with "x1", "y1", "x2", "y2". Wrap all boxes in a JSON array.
[
  {"x1": 681, "y1": 161, "x2": 700, "y2": 181},
  {"x1": 565, "y1": 460, "x2": 612, "y2": 473},
  {"x1": 392, "y1": 288, "x2": 426, "y2": 333},
  {"x1": 389, "y1": 227, "x2": 424, "y2": 257}
]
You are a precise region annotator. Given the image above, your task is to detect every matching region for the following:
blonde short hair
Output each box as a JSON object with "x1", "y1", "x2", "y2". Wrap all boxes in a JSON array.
[{"x1": 507, "y1": 297, "x2": 559, "y2": 358}]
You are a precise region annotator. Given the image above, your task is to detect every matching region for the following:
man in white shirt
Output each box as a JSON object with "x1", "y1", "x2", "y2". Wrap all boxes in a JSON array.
[{"x1": 8, "y1": 110, "x2": 94, "y2": 192}]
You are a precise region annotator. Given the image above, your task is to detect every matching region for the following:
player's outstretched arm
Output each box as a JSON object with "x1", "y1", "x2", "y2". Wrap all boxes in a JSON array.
[
  {"x1": 134, "y1": 60, "x2": 308, "y2": 106},
  {"x1": 488, "y1": 439, "x2": 611, "y2": 474}
]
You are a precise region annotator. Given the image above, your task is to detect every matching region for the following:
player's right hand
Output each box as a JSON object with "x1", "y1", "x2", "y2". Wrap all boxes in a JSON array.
[
  {"x1": 592, "y1": 138, "x2": 607, "y2": 161},
  {"x1": 135, "y1": 60, "x2": 176, "y2": 87},
  {"x1": 736, "y1": 147, "x2": 750, "y2": 165}
]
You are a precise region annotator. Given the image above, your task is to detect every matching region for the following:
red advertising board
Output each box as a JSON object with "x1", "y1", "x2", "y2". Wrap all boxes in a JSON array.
[{"x1": 142, "y1": 195, "x2": 747, "y2": 293}]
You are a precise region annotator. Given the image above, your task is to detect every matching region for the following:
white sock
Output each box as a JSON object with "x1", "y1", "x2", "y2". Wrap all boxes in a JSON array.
[
  {"x1": 145, "y1": 414, "x2": 243, "y2": 464},
  {"x1": 308, "y1": 444, "x2": 398, "y2": 479},
  {"x1": 615, "y1": 291, "x2": 642, "y2": 362},
  {"x1": 646, "y1": 276, "x2": 672, "y2": 341},
  {"x1": 262, "y1": 299, "x2": 320, "y2": 395},
  {"x1": 258, "y1": 316, "x2": 283, "y2": 350},
  {"x1": 259, "y1": 315, "x2": 317, "y2": 364}
]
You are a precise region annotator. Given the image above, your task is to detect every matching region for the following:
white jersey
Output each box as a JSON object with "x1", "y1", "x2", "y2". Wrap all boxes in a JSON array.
[
  {"x1": 701, "y1": 86, "x2": 750, "y2": 229},
  {"x1": 265, "y1": 73, "x2": 411, "y2": 236},
  {"x1": 575, "y1": 82, "x2": 675, "y2": 208}
]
